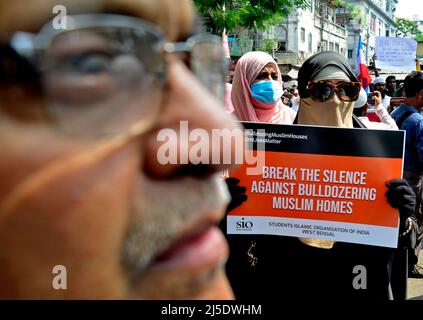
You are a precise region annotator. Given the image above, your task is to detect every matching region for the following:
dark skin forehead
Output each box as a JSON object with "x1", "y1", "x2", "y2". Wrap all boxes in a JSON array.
[
  {"x1": 0, "y1": 0, "x2": 193, "y2": 41},
  {"x1": 0, "y1": 1, "x2": 124, "y2": 34}
]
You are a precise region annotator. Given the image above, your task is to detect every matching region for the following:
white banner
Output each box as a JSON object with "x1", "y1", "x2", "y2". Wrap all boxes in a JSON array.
[
  {"x1": 375, "y1": 37, "x2": 417, "y2": 71},
  {"x1": 227, "y1": 216, "x2": 399, "y2": 248}
]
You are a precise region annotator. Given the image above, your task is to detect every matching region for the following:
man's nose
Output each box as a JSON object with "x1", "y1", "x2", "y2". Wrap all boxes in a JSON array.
[{"x1": 142, "y1": 60, "x2": 243, "y2": 178}]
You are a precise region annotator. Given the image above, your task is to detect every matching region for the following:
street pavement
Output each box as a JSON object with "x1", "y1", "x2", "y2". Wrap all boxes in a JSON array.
[{"x1": 408, "y1": 250, "x2": 423, "y2": 300}]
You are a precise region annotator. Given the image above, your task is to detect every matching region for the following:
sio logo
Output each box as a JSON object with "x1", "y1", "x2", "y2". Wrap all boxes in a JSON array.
[{"x1": 236, "y1": 218, "x2": 253, "y2": 231}]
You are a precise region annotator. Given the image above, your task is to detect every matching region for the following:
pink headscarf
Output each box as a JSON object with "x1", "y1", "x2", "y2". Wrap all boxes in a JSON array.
[{"x1": 231, "y1": 51, "x2": 296, "y2": 124}]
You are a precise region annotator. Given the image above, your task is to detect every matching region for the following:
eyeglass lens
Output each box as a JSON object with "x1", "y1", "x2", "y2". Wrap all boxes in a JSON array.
[
  {"x1": 42, "y1": 27, "x2": 164, "y2": 135},
  {"x1": 38, "y1": 26, "x2": 225, "y2": 135},
  {"x1": 190, "y1": 40, "x2": 226, "y2": 101}
]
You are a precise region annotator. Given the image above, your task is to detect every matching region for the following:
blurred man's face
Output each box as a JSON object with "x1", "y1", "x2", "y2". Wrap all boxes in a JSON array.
[
  {"x1": 386, "y1": 79, "x2": 396, "y2": 91},
  {"x1": 290, "y1": 88, "x2": 299, "y2": 97},
  {"x1": 374, "y1": 82, "x2": 385, "y2": 92},
  {"x1": 415, "y1": 90, "x2": 423, "y2": 109},
  {"x1": 0, "y1": 0, "x2": 240, "y2": 299}
]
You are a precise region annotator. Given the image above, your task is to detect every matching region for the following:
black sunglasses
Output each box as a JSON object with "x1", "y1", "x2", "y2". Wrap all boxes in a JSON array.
[{"x1": 307, "y1": 80, "x2": 361, "y2": 102}]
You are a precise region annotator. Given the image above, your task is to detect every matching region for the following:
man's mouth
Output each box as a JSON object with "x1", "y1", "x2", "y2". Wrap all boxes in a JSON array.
[
  {"x1": 124, "y1": 175, "x2": 232, "y2": 296},
  {"x1": 150, "y1": 224, "x2": 228, "y2": 272}
]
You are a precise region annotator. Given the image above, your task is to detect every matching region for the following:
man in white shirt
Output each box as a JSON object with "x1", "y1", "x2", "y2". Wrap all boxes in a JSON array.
[
  {"x1": 354, "y1": 88, "x2": 398, "y2": 130},
  {"x1": 372, "y1": 76, "x2": 391, "y2": 108}
]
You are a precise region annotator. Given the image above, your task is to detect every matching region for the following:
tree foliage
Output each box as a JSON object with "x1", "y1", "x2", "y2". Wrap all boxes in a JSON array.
[
  {"x1": 193, "y1": 0, "x2": 310, "y2": 33},
  {"x1": 395, "y1": 17, "x2": 422, "y2": 40}
]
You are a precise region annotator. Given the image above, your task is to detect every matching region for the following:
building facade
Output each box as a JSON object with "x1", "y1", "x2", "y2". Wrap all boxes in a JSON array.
[
  {"x1": 225, "y1": 0, "x2": 398, "y2": 79},
  {"x1": 259, "y1": 0, "x2": 348, "y2": 77},
  {"x1": 343, "y1": 0, "x2": 398, "y2": 69}
]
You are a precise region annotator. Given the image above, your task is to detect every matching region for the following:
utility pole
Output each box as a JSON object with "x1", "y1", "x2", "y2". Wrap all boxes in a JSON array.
[{"x1": 365, "y1": 26, "x2": 369, "y2": 64}]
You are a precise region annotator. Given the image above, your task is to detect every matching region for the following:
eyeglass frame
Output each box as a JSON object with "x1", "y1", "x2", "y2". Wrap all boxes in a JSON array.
[{"x1": 0, "y1": 14, "x2": 228, "y2": 136}]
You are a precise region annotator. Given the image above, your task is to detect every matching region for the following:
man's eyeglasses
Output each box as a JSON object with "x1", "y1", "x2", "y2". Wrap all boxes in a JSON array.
[
  {"x1": 307, "y1": 80, "x2": 361, "y2": 102},
  {"x1": 0, "y1": 14, "x2": 227, "y2": 136}
]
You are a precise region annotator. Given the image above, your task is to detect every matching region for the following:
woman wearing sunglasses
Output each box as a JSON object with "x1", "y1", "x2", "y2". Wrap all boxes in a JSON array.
[
  {"x1": 231, "y1": 51, "x2": 296, "y2": 124},
  {"x1": 296, "y1": 51, "x2": 363, "y2": 128},
  {"x1": 226, "y1": 51, "x2": 418, "y2": 300}
]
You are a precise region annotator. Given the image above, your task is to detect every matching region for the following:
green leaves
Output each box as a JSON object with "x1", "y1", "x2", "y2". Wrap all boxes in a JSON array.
[
  {"x1": 395, "y1": 17, "x2": 422, "y2": 40},
  {"x1": 193, "y1": 0, "x2": 310, "y2": 33}
]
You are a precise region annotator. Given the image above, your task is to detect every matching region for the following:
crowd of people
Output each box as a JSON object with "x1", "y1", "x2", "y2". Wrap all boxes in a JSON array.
[
  {"x1": 224, "y1": 50, "x2": 423, "y2": 299},
  {"x1": 0, "y1": 0, "x2": 422, "y2": 301}
]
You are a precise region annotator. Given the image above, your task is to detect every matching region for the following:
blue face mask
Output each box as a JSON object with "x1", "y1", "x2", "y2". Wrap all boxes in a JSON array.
[{"x1": 250, "y1": 80, "x2": 283, "y2": 104}]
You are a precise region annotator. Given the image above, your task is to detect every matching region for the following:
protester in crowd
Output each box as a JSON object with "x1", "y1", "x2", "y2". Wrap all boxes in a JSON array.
[
  {"x1": 372, "y1": 77, "x2": 391, "y2": 108},
  {"x1": 353, "y1": 89, "x2": 398, "y2": 130},
  {"x1": 281, "y1": 91, "x2": 291, "y2": 106},
  {"x1": 385, "y1": 75, "x2": 398, "y2": 97},
  {"x1": 225, "y1": 51, "x2": 418, "y2": 300},
  {"x1": 397, "y1": 82, "x2": 406, "y2": 97},
  {"x1": 387, "y1": 82, "x2": 406, "y2": 114},
  {"x1": 0, "y1": 0, "x2": 242, "y2": 299},
  {"x1": 390, "y1": 71, "x2": 423, "y2": 279},
  {"x1": 288, "y1": 85, "x2": 300, "y2": 112},
  {"x1": 231, "y1": 51, "x2": 296, "y2": 124},
  {"x1": 289, "y1": 85, "x2": 299, "y2": 97}
]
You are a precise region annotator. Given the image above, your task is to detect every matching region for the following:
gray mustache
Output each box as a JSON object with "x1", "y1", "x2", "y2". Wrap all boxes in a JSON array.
[{"x1": 121, "y1": 174, "x2": 229, "y2": 281}]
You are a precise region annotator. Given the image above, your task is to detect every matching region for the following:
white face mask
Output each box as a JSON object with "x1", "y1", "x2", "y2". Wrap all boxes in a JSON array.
[{"x1": 298, "y1": 96, "x2": 355, "y2": 128}]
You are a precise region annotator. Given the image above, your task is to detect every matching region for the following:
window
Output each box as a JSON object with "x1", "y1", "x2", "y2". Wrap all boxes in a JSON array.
[
  {"x1": 386, "y1": 0, "x2": 390, "y2": 12},
  {"x1": 308, "y1": 33, "x2": 313, "y2": 52},
  {"x1": 378, "y1": 19, "x2": 383, "y2": 36},
  {"x1": 274, "y1": 25, "x2": 287, "y2": 52},
  {"x1": 370, "y1": 14, "x2": 376, "y2": 33},
  {"x1": 318, "y1": 41, "x2": 327, "y2": 51},
  {"x1": 348, "y1": 49, "x2": 353, "y2": 59},
  {"x1": 301, "y1": 28, "x2": 305, "y2": 43},
  {"x1": 277, "y1": 41, "x2": 286, "y2": 52},
  {"x1": 335, "y1": 43, "x2": 339, "y2": 53},
  {"x1": 328, "y1": 42, "x2": 334, "y2": 51},
  {"x1": 385, "y1": 24, "x2": 389, "y2": 36}
]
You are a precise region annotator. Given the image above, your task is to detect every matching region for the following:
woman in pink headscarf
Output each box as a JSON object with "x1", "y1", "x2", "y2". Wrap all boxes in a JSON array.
[{"x1": 231, "y1": 51, "x2": 296, "y2": 124}]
